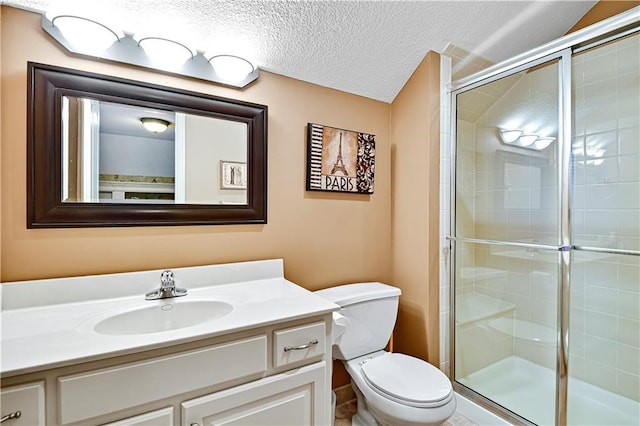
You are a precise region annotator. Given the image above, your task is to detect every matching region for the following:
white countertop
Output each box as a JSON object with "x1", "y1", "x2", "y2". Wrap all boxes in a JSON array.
[{"x1": 1, "y1": 259, "x2": 338, "y2": 377}]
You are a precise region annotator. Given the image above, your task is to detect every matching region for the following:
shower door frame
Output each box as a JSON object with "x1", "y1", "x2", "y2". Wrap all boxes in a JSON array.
[{"x1": 446, "y1": 7, "x2": 640, "y2": 425}]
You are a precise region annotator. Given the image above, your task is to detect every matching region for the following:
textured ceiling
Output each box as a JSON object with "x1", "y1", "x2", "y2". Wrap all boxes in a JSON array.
[{"x1": 4, "y1": 0, "x2": 597, "y2": 102}]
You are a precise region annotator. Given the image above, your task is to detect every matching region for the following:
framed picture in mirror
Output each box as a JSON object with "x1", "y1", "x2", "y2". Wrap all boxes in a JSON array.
[{"x1": 220, "y1": 161, "x2": 247, "y2": 190}]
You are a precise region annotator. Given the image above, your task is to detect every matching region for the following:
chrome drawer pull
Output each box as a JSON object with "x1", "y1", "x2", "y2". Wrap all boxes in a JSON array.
[
  {"x1": 284, "y1": 339, "x2": 318, "y2": 352},
  {"x1": 0, "y1": 411, "x2": 21, "y2": 423}
]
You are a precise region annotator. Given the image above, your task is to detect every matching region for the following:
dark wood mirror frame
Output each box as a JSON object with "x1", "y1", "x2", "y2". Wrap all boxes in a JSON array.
[{"x1": 27, "y1": 62, "x2": 267, "y2": 228}]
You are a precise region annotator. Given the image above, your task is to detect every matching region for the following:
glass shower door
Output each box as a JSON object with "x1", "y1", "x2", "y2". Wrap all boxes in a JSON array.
[
  {"x1": 568, "y1": 31, "x2": 640, "y2": 425},
  {"x1": 453, "y1": 57, "x2": 562, "y2": 424}
]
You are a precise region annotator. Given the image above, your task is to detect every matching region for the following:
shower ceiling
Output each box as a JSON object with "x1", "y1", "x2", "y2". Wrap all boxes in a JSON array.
[{"x1": 3, "y1": 0, "x2": 597, "y2": 102}]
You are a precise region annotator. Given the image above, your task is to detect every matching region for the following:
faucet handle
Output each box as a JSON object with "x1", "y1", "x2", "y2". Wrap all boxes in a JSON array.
[
  {"x1": 145, "y1": 270, "x2": 186, "y2": 300},
  {"x1": 160, "y1": 270, "x2": 175, "y2": 289}
]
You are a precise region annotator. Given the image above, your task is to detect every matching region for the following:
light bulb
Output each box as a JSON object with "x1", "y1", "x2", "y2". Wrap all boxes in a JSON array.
[
  {"x1": 499, "y1": 129, "x2": 523, "y2": 144},
  {"x1": 209, "y1": 55, "x2": 255, "y2": 83},
  {"x1": 50, "y1": 15, "x2": 122, "y2": 51},
  {"x1": 534, "y1": 137, "x2": 555, "y2": 150},
  {"x1": 136, "y1": 37, "x2": 195, "y2": 67},
  {"x1": 518, "y1": 134, "x2": 539, "y2": 147}
]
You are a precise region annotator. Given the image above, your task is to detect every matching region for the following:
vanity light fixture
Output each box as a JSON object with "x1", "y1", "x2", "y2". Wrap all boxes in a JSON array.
[
  {"x1": 499, "y1": 128, "x2": 555, "y2": 151},
  {"x1": 141, "y1": 117, "x2": 171, "y2": 133},
  {"x1": 40, "y1": 12, "x2": 260, "y2": 88},
  {"x1": 135, "y1": 36, "x2": 196, "y2": 67},
  {"x1": 208, "y1": 55, "x2": 255, "y2": 83},
  {"x1": 46, "y1": 13, "x2": 123, "y2": 51}
]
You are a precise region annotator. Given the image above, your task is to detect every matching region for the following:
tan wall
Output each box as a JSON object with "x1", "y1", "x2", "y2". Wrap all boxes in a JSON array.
[
  {"x1": 390, "y1": 51, "x2": 441, "y2": 365},
  {"x1": 567, "y1": 0, "x2": 639, "y2": 33},
  {"x1": 0, "y1": 6, "x2": 391, "y2": 288}
]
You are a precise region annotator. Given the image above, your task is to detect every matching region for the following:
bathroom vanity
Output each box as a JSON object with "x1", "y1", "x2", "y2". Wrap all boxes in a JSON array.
[{"x1": 0, "y1": 259, "x2": 337, "y2": 425}]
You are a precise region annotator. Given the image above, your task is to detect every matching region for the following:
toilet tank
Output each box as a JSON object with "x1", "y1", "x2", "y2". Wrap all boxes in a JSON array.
[{"x1": 314, "y1": 282, "x2": 401, "y2": 360}]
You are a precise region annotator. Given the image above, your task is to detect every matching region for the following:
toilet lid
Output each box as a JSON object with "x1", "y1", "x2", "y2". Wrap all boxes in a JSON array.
[{"x1": 361, "y1": 353, "x2": 452, "y2": 406}]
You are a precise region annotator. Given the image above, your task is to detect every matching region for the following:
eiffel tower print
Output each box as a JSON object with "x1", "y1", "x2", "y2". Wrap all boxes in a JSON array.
[{"x1": 330, "y1": 131, "x2": 349, "y2": 176}]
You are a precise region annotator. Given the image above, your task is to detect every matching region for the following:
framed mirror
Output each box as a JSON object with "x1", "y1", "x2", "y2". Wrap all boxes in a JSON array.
[{"x1": 28, "y1": 62, "x2": 267, "y2": 228}]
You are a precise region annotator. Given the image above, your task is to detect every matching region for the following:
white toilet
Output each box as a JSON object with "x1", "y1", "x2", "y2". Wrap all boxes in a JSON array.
[{"x1": 315, "y1": 282, "x2": 455, "y2": 426}]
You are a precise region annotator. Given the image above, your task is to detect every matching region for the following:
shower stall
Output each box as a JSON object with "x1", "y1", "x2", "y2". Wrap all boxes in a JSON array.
[{"x1": 447, "y1": 8, "x2": 639, "y2": 425}]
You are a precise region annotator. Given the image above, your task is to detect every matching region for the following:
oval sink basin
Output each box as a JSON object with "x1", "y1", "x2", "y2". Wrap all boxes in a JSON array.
[{"x1": 93, "y1": 300, "x2": 233, "y2": 335}]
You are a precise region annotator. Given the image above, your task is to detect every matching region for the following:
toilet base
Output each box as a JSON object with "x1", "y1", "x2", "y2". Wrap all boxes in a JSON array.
[
  {"x1": 351, "y1": 380, "x2": 379, "y2": 426},
  {"x1": 352, "y1": 412, "x2": 376, "y2": 426}
]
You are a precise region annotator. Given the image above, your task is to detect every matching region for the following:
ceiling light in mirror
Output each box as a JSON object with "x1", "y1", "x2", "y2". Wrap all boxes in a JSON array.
[
  {"x1": 141, "y1": 118, "x2": 171, "y2": 133},
  {"x1": 48, "y1": 14, "x2": 123, "y2": 51},
  {"x1": 208, "y1": 55, "x2": 255, "y2": 83},
  {"x1": 135, "y1": 36, "x2": 195, "y2": 67}
]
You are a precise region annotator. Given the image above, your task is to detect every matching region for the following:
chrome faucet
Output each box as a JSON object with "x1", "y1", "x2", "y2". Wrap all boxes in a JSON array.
[{"x1": 145, "y1": 270, "x2": 188, "y2": 300}]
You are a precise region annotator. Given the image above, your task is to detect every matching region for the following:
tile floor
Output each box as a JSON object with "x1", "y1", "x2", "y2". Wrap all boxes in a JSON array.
[{"x1": 334, "y1": 399, "x2": 478, "y2": 426}]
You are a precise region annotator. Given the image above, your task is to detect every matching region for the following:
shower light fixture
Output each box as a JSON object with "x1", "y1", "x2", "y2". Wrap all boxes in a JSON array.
[
  {"x1": 141, "y1": 117, "x2": 171, "y2": 133},
  {"x1": 47, "y1": 13, "x2": 123, "y2": 51},
  {"x1": 41, "y1": 12, "x2": 259, "y2": 88}
]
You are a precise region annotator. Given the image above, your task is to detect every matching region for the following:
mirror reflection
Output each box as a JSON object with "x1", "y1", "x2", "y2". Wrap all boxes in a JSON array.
[{"x1": 62, "y1": 97, "x2": 248, "y2": 205}]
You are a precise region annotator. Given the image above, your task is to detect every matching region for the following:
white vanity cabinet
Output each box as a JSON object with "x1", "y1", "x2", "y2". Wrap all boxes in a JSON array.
[
  {"x1": 0, "y1": 259, "x2": 338, "y2": 426},
  {"x1": 0, "y1": 316, "x2": 331, "y2": 426}
]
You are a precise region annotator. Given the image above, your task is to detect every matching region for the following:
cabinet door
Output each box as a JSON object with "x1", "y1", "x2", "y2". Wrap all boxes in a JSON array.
[
  {"x1": 103, "y1": 407, "x2": 174, "y2": 426},
  {"x1": 183, "y1": 362, "x2": 327, "y2": 426},
  {"x1": 0, "y1": 381, "x2": 45, "y2": 426}
]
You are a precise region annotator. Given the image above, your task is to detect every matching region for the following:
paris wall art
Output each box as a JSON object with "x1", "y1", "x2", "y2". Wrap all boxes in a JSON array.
[{"x1": 306, "y1": 123, "x2": 375, "y2": 194}]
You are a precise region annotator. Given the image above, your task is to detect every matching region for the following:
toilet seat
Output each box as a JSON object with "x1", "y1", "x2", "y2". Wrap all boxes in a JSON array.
[{"x1": 361, "y1": 353, "x2": 453, "y2": 408}]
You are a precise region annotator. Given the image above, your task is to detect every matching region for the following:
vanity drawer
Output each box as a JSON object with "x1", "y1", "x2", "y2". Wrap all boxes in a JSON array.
[
  {"x1": 0, "y1": 381, "x2": 45, "y2": 426},
  {"x1": 58, "y1": 335, "x2": 267, "y2": 424},
  {"x1": 273, "y1": 322, "x2": 325, "y2": 368}
]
